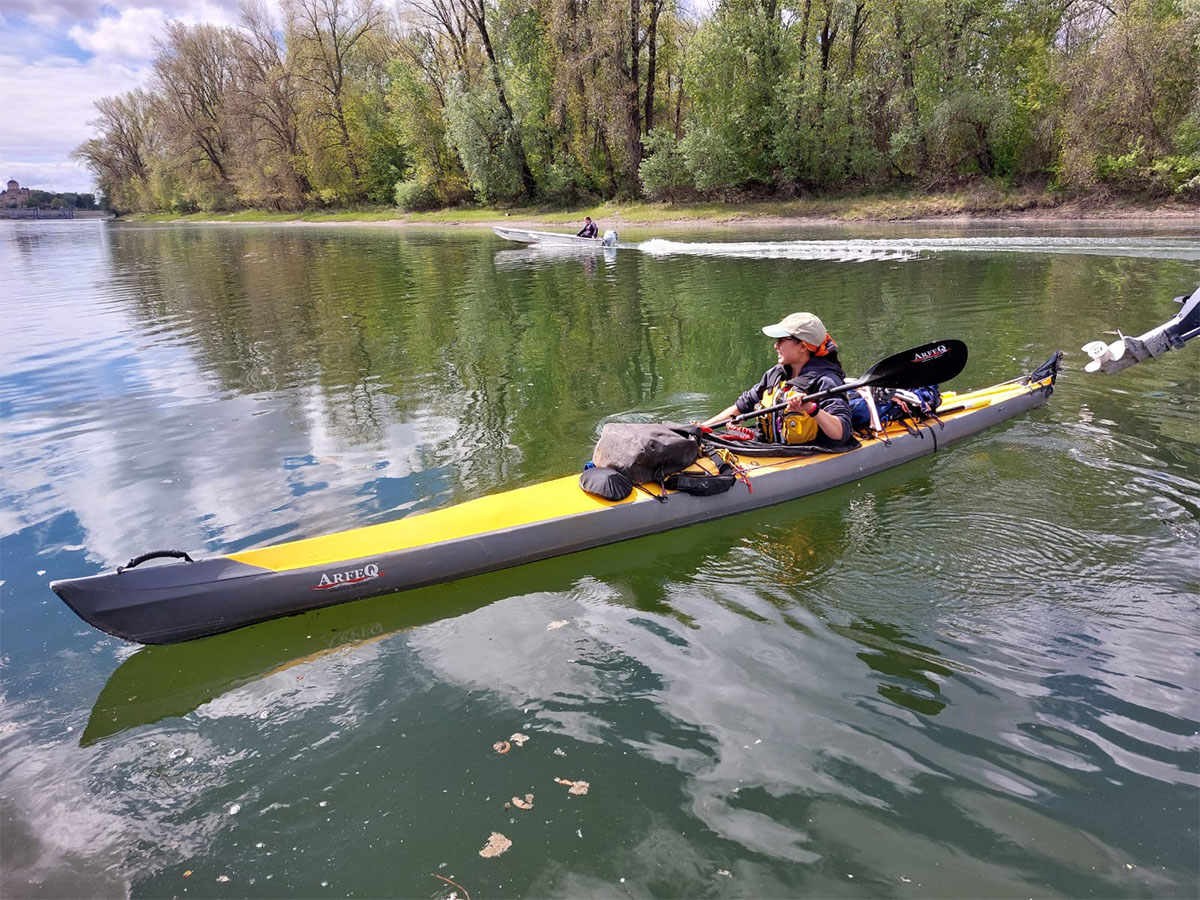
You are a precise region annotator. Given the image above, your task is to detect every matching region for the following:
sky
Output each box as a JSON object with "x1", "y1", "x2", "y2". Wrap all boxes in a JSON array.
[{"x1": 0, "y1": 1, "x2": 244, "y2": 194}]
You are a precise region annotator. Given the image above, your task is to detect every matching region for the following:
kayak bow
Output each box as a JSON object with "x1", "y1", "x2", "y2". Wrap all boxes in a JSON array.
[{"x1": 51, "y1": 352, "x2": 1062, "y2": 644}]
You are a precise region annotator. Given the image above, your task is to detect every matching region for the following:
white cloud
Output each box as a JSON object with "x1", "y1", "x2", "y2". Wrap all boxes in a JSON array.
[
  {"x1": 67, "y1": 6, "x2": 168, "y2": 61},
  {"x1": 2, "y1": 1, "x2": 242, "y2": 27},
  {"x1": 0, "y1": 2, "x2": 251, "y2": 191},
  {"x1": 0, "y1": 54, "x2": 145, "y2": 192},
  {"x1": 66, "y1": 2, "x2": 243, "y2": 61}
]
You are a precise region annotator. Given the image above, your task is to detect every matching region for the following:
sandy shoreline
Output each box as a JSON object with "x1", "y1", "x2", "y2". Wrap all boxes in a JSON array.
[{"x1": 124, "y1": 194, "x2": 1199, "y2": 230}]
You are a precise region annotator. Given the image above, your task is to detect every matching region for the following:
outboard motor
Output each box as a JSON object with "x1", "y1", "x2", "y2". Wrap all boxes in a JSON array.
[
  {"x1": 1082, "y1": 285, "x2": 1199, "y2": 374},
  {"x1": 602, "y1": 230, "x2": 618, "y2": 247}
]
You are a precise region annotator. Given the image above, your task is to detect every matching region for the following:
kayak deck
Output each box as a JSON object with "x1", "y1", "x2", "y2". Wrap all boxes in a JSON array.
[{"x1": 51, "y1": 361, "x2": 1059, "y2": 643}]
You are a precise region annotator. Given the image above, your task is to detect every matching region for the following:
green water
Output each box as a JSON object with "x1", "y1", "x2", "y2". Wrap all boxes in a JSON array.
[{"x1": 1, "y1": 221, "x2": 1197, "y2": 898}]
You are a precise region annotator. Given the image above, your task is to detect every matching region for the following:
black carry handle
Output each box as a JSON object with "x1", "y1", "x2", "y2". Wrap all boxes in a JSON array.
[
  {"x1": 118, "y1": 549, "x2": 195, "y2": 574},
  {"x1": 720, "y1": 339, "x2": 969, "y2": 427}
]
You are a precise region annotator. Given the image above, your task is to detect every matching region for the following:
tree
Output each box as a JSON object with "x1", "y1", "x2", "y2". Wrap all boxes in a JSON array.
[
  {"x1": 72, "y1": 90, "x2": 158, "y2": 213},
  {"x1": 231, "y1": 1, "x2": 314, "y2": 208},
  {"x1": 285, "y1": 0, "x2": 389, "y2": 202},
  {"x1": 151, "y1": 21, "x2": 240, "y2": 209},
  {"x1": 1057, "y1": 0, "x2": 1200, "y2": 193}
]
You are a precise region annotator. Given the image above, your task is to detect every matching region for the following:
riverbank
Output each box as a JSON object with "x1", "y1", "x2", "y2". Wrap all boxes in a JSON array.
[{"x1": 126, "y1": 187, "x2": 1199, "y2": 229}]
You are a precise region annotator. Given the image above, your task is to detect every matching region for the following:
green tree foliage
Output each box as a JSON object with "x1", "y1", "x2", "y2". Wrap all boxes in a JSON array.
[
  {"x1": 151, "y1": 21, "x2": 241, "y2": 210},
  {"x1": 72, "y1": 89, "x2": 157, "y2": 213},
  {"x1": 229, "y1": 1, "x2": 313, "y2": 209},
  {"x1": 638, "y1": 127, "x2": 691, "y2": 199},
  {"x1": 681, "y1": 1, "x2": 784, "y2": 191},
  {"x1": 74, "y1": 0, "x2": 1200, "y2": 210},
  {"x1": 1057, "y1": 0, "x2": 1200, "y2": 195}
]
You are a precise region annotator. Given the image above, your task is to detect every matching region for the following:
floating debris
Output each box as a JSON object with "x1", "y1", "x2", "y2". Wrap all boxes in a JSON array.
[
  {"x1": 553, "y1": 747, "x2": 566, "y2": 757},
  {"x1": 433, "y1": 873, "x2": 472, "y2": 900},
  {"x1": 509, "y1": 733, "x2": 529, "y2": 747},
  {"x1": 512, "y1": 794, "x2": 534, "y2": 810},
  {"x1": 479, "y1": 832, "x2": 512, "y2": 858},
  {"x1": 493, "y1": 740, "x2": 511, "y2": 754},
  {"x1": 183, "y1": 871, "x2": 192, "y2": 878},
  {"x1": 554, "y1": 777, "x2": 590, "y2": 796},
  {"x1": 716, "y1": 869, "x2": 732, "y2": 877},
  {"x1": 546, "y1": 620, "x2": 568, "y2": 631},
  {"x1": 217, "y1": 875, "x2": 230, "y2": 882},
  {"x1": 228, "y1": 803, "x2": 241, "y2": 815}
]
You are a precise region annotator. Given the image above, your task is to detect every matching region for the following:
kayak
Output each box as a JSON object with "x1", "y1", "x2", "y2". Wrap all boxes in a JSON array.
[
  {"x1": 492, "y1": 225, "x2": 617, "y2": 246},
  {"x1": 51, "y1": 352, "x2": 1061, "y2": 644}
]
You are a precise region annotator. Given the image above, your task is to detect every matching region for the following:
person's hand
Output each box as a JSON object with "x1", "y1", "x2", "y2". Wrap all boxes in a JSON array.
[{"x1": 787, "y1": 397, "x2": 819, "y2": 416}]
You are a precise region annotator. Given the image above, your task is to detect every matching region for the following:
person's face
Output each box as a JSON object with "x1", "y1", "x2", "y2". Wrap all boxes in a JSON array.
[{"x1": 774, "y1": 336, "x2": 810, "y2": 369}]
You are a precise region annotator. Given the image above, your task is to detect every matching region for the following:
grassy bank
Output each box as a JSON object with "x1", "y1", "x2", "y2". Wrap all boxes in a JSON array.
[{"x1": 126, "y1": 186, "x2": 1198, "y2": 227}]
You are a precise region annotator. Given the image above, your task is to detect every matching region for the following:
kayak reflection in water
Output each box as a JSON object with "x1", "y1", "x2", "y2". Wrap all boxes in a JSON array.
[
  {"x1": 703, "y1": 312, "x2": 853, "y2": 449},
  {"x1": 576, "y1": 216, "x2": 598, "y2": 239}
]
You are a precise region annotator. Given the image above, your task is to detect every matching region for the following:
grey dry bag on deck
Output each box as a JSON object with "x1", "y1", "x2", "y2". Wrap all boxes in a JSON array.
[{"x1": 592, "y1": 423, "x2": 700, "y2": 485}]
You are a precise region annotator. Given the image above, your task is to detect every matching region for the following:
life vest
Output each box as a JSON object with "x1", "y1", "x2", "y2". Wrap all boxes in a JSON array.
[{"x1": 758, "y1": 382, "x2": 819, "y2": 444}]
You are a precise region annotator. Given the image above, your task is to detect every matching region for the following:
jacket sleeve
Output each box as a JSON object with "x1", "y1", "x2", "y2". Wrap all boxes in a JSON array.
[
  {"x1": 813, "y1": 376, "x2": 852, "y2": 442},
  {"x1": 734, "y1": 370, "x2": 773, "y2": 415}
]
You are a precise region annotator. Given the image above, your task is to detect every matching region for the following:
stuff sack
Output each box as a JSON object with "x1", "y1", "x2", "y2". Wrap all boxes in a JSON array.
[
  {"x1": 579, "y1": 465, "x2": 633, "y2": 501},
  {"x1": 850, "y1": 385, "x2": 942, "y2": 430},
  {"x1": 592, "y1": 423, "x2": 700, "y2": 484},
  {"x1": 664, "y1": 471, "x2": 736, "y2": 496}
]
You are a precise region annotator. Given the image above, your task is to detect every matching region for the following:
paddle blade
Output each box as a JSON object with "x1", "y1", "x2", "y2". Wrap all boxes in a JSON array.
[{"x1": 858, "y1": 339, "x2": 968, "y2": 389}]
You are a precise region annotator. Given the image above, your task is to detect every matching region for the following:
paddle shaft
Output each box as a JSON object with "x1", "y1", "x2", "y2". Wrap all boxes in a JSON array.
[
  {"x1": 716, "y1": 339, "x2": 968, "y2": 428},
  {"x1": 724, "y1": 382, "x2": 855, "y2": 425}
]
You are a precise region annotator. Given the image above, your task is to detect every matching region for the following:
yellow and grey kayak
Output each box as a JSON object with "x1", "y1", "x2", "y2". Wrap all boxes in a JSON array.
[{"x1": 51, "y1": 353, "x2": 1061, "y2": 644}]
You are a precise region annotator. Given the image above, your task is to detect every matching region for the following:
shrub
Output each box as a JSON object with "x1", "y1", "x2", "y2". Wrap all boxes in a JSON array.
[
  {"x1": 638, "y1": 129, "x2": 693, "y2": 200},
  {"x1": 393, "y1": 177, "x2": 440, "y2": 212}
]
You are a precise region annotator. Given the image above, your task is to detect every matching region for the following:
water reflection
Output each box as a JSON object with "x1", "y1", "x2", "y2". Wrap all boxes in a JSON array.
[
  {"x1": 2, "y1": 222, "x2": 1198, "y2": 899},
  {"x1": 843, "y1": 618, "x2": 952, "y2": 716},
  {"x1": 493, "y1": 243, "x2": 619, "y2": 271}
]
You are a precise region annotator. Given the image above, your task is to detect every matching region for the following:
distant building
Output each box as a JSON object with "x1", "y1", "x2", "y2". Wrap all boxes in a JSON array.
[{"x1": 1, "y1": 179, "x2": 32, "y2": 208}]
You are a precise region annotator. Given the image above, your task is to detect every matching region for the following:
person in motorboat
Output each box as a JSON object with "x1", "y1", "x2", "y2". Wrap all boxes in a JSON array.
[
  {"x1": 577, "y1": 216, "x2": 598, "y2": 239},
  {"x1": 703, "y1": 312, "x2": 853, "y2": 448}
]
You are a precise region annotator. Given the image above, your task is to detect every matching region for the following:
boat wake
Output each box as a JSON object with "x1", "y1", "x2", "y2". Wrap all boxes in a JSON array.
[
  {"x1": 637, "y1": 236, "x2": 1200, "y2": 262},
  {"x1": 637, "y1": 238, "x2": 922, "y2": 262}
]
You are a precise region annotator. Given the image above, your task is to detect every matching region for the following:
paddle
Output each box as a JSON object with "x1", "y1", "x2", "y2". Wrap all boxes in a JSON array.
[{"x1": 716, "y1": 339, "x2": 968, "y2": 428}]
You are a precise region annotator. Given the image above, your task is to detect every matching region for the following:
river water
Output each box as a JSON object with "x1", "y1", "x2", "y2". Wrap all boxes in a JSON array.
[{"x1": 1, "y1": 220, "x2": 1197, "y2": 899}]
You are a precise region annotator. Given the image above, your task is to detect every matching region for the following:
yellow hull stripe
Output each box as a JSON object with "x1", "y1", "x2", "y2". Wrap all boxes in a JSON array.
[{"x1": 229, "y1": 474, "x2": 636, "y2": 573}]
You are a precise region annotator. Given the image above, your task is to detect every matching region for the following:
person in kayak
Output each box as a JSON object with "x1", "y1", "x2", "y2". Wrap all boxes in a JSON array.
[
  {"x1": 702, "y1": 312, "x2": 852, "y2": 448},
  {"x1": 577, "y1": 216, "x2": 598, "y2": 239}
]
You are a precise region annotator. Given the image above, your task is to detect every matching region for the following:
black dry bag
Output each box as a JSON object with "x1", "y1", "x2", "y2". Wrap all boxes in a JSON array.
[{"x1": 579, "y1": 466, "x2": 634, "y2": 501}]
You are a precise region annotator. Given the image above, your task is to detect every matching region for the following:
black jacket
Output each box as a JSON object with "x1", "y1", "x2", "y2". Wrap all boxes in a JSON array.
[{"x1": 734, "y1": 356, "x2": 852, "y2": 448}]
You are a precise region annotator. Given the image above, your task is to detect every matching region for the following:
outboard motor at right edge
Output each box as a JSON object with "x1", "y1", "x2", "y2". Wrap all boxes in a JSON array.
[
  {"x1": 602, "y1": 230, "x2": 618, "y2": 247},
  {"x1": 1082, "y1": 285, "x2": 1200, "y2": 374}
]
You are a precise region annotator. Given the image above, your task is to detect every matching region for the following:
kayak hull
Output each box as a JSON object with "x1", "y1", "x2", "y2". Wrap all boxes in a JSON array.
[{"x1": 51, "y1": 364, "x2": 1058, "y2": 644}]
